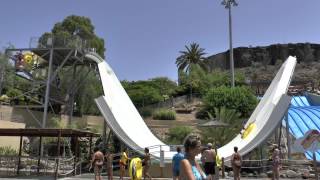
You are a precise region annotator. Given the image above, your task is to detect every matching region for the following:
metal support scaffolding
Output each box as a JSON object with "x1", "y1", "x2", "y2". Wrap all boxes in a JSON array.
[
  {"x1": 285, "y1": 109, "x2": 291, "y2": 159},
  {"x1": 17, "y1": 135, "x2": 23, "y2": 175},
  {"x1": 42, "y1": 47, "x2": 54, "y2": 128},
  {"x1": 4, "y1": 37, "x2": 92, "y2": 127},
  {"x1": 55, "y1": 130, "x2": 62, "y2": 179}
]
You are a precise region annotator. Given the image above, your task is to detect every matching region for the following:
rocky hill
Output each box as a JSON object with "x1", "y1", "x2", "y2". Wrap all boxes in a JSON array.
[{"x1": 206, "y1": 43, "x2": 320, "y2": 84}]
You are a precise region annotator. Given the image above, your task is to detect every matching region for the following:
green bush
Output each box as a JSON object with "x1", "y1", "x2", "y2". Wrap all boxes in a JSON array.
[
  {"x1": 139, "y1": 107, "x2": 153, "y2": 118},
  {"x1": 195, "y1": 109, "x2": 209, "y2": 120},
  {"x1": 152, "y1": 109, "x2": 176, "y2": 120},
  {"x1": 0, "y1": 146, "x2": 18, "y2": 155},
  {"x1": 203, "y1": 86, "x2": 258, "y2": 117},
  {"x1": 166, "y1": 126, "x2": 193, "y2": 144}
]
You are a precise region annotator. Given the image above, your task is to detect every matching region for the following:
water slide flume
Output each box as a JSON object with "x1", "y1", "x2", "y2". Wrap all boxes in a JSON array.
[{"x1": 86, "y1": 52, "x2": 296, "y2": 163}]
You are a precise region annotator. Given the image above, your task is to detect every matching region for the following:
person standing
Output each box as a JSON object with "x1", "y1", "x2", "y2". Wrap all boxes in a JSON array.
[
  {"x1": 231, "y1": 146, "x2": 241, "y2": 180},
  {"x1": 105, "y1": 150, "x2": 114, "y2": 180},
  {"x1": 119, "y1": 149, "x2": 129, "y2": 180},
  {"x1": 202, "y1": 143, "x2": 216, "y2": 180},
  {"x1": 180, "y1": 134, "x2": 207, "y2": 180},
  {"x1": 142, "y1": 147, "x2": 152, "y2": 180},
  {"x1": 272, "y1": 145, "x2": 280, "y2": 180},
  {"x1": 90, "y1": 147, "x2": 104, "y2": 180},
  {"x1": 172, "y1": 146, "x2": 184, "y2": 180}
]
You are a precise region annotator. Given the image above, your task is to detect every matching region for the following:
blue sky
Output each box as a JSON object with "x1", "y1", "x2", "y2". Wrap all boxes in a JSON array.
[{"x1": 0, "y1": 0, "x2": 319, "y2": 81}]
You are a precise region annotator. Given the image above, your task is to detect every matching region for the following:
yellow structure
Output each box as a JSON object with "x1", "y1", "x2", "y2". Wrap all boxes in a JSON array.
[
  {"x1": 242, "y1": 123, "x2": 256, "y2": 139},
  {"x1": 129, "y1": 157, "x2": 143, "y2": 180}
]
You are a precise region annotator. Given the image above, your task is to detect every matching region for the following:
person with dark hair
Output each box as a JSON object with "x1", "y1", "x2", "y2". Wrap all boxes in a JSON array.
[
  {"x1": 142, "y1": 147, "x2": 152, "y2": 179},
  {"x1": 119, "y1": 148, "x2": 130, "y2": 180},
  {"x1": 105, "y1": 150, "x2": 114, "y2": 180},
  {"x1": 172, "y1": 146, "x2": 184, "y2": 180},
  {"x1": 231, "y1": 146, "x2": 241, "y2": 180},
  {"x1": 272, "y1": 144, "x2": 280, "y2": 180},
  {"x1": 90, "y1": 147, "x2": 104, "y2": 180},
  {"x1": 180, "y1": 134, "x2": 206, "y2": 180},
  {"x1": 202, "y1": 143, "x2": 216, "y2": 180}
]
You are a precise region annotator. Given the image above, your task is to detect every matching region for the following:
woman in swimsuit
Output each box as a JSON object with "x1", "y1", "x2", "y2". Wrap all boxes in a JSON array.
[
  {"x1": 90, "y1": 147, "x2": 104, "y2": 180},
  {"x1": 105, "y1": 150, "x2": 114, "y2": 180},
  {"x1": 119, "y1": 148, "x2": 129, "y2": 180},
  {"x1": 272, "y1": 145, "x2": 280, "y2": 180},
  {"x1": 143, "y1": 147, "x2": 152, "y2": 180},
  {"x1": 180, "y1": 134, "x2": 207, "y2": 180}
]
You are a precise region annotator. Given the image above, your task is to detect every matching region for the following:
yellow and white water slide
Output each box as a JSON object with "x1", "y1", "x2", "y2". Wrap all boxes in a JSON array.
[{"x1": 87, "y1": 52, "x2": 296, "y2": 164}]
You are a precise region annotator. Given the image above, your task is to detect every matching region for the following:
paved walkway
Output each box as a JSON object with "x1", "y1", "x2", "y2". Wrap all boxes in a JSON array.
[{"x1": 0, "y1": 174, "x2": 297, "y2": 180}]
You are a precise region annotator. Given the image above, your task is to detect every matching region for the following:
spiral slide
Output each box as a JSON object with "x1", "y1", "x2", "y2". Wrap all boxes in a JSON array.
[{"x1": 87, "y1": 52, "x2": 296, "y2": 163}]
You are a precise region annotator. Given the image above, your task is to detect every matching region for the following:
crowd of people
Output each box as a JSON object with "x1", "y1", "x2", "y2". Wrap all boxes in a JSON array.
[
  {"x1": 90, "y1": 135, "x2": 281, "y2": 180},
  {"x1": 90, "y1": 146, "x2": 152, "y2": 180}
]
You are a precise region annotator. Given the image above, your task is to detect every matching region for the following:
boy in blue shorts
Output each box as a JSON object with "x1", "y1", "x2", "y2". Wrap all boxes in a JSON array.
[{"x1": 172, "y1": 146, "x2": 184, "y2": 180}]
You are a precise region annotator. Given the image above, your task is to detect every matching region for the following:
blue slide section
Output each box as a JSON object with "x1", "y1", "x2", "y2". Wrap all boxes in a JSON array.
[
  {"x1": 290, "y1": 96, "x2": 311, "y2": 107},
  {"x1": 283, "y1": 96, "x2": 320, "y2": 160}
]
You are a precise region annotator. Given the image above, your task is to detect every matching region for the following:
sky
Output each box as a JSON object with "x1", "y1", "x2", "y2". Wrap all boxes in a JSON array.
[{"x1": 0, "y1": 0, "x2": 320, "y2": 81}]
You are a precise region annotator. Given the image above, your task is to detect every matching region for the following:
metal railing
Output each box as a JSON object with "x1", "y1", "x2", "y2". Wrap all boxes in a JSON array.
[
  {"x1": 0, "y1": 155, "x2": 79, "y2": 177},
  {"x1": 29, "y1": 36, "x2": 91, "y2": 50}
]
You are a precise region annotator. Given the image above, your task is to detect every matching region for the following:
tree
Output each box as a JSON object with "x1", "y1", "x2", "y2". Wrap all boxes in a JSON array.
[
  {"x1": 202, "y1": 86, "x2": 258, "y2": 117},
  {"x1": 0, "y1": 46, "x2": 15, "y2": 96},
  {"x1": 166, "y1": 126, "x2": 193, "y2": 144},
  {"x1": 122, "y1": 78, "x2": 178, "y2": 107},
  {"x1": 58, "y1": 66, "x2": 103, "y2": 115},
  {"x1": 200, "y1": 107, "x2": 241, "y2": 147},
  {"x1": 39, "y1": 15, "x2": 105, "y2": 58},
  {"x1": 122, "y1": 80, "x2": 163, "y2": 108},
  {"x1": 37, "y1": 15, "x2": 105, "y2": 115},
  {"x1": 149, "y1": 77, "x2": 178, "y2": 100},
  {"x1": 176, "y1": 43, "x2": 208, "y2": 74},
  {"x1": 177, "y1": 64, "x2": 208, "y2": 96}
]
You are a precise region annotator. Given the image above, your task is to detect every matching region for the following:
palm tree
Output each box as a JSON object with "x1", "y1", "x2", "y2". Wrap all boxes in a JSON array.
[
  {"x1": 176, "y1": 43, "x2": 208, "y2": 73},
  {"x1": 200, "y1": 107, "x2": 241, "y2": 147}
]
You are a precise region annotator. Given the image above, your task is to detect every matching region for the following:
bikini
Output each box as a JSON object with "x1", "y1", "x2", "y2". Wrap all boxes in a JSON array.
[
  {"x1": 191, "y1": 165, "x2": 206, "y2": 180},
  {"x1": 181, "y1": 161, "x2": 207, "y2": 180}
]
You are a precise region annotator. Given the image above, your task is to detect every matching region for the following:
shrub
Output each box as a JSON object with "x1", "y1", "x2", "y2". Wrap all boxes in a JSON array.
[
  {"x1": 200, "y1": 107, "x2": 241, "y2": 146},
  {"x1": 139, "y1": 107, "x2": 153, "y2": 118},
  {"x1": 152, "y1": 109, "x2": 176, "y2": 120},
  {"x1": 203, "y1": 86, "x2": 258, "y2": 117},
  {"x1": 166, "y1": 126, "x2": 193, "y2": 144},
  {"x1": 195, "y1": 109, "x2": 209, "y2": 120},
  {"x1": 0, "y1": 146, "x2": 18, "y2": 155}
]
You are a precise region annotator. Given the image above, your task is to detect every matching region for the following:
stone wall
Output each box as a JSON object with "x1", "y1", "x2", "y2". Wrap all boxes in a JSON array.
[
  {"x1": 0, "y1": 105, "x2": 104, "y2": 131},
  {"x1": 0, "y1": 120, "x2": 25, "y2": 150}
]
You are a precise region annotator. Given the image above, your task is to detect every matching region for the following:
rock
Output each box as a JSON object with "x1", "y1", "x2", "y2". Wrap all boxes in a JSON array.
[
  {"x1": 310, "y1": 174, "x2": 315, "y2": 178},
  {"x1": 266, "y1": 170, "x2": 273, "y2": 178},
  {"x1": 301, "y1": 169, "x2": 310, "y2": 179},
  {"x1": 260, "y1": 173, "x2": 268, "y2": 178},
  {"x1": 206, "y1": 43, "x2": 320, "y2": 84},
  {"x1": 228, "y1": 171, "x2": 234, "y2": 177},
  {"x1": 280, "y1": 173, "x2": 287, "y2": 178}
]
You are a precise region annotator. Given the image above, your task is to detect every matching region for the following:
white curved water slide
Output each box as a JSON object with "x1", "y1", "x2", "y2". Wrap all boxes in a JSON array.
[{"x1": 87, "y1": 52, "x2": 296, "y2": 163}]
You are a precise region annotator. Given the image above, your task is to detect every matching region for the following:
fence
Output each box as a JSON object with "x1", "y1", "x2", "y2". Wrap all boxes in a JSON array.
[
  {"x1": 0, "y1": 155, "x2": 82, "y2": 178},
  {"x1": 143, "y1": 94, "x2": 202, "y2": 110}
]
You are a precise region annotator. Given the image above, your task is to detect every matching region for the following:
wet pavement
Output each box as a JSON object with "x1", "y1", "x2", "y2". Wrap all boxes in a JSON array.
[{"x1": 0, "y1": 174, "x2": 300, "y2": 180}]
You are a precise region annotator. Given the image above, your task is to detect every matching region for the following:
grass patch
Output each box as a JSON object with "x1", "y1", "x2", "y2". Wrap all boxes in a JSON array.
[{"x1": 152, "y1": 109, "x2": 176, "y2": 120}]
